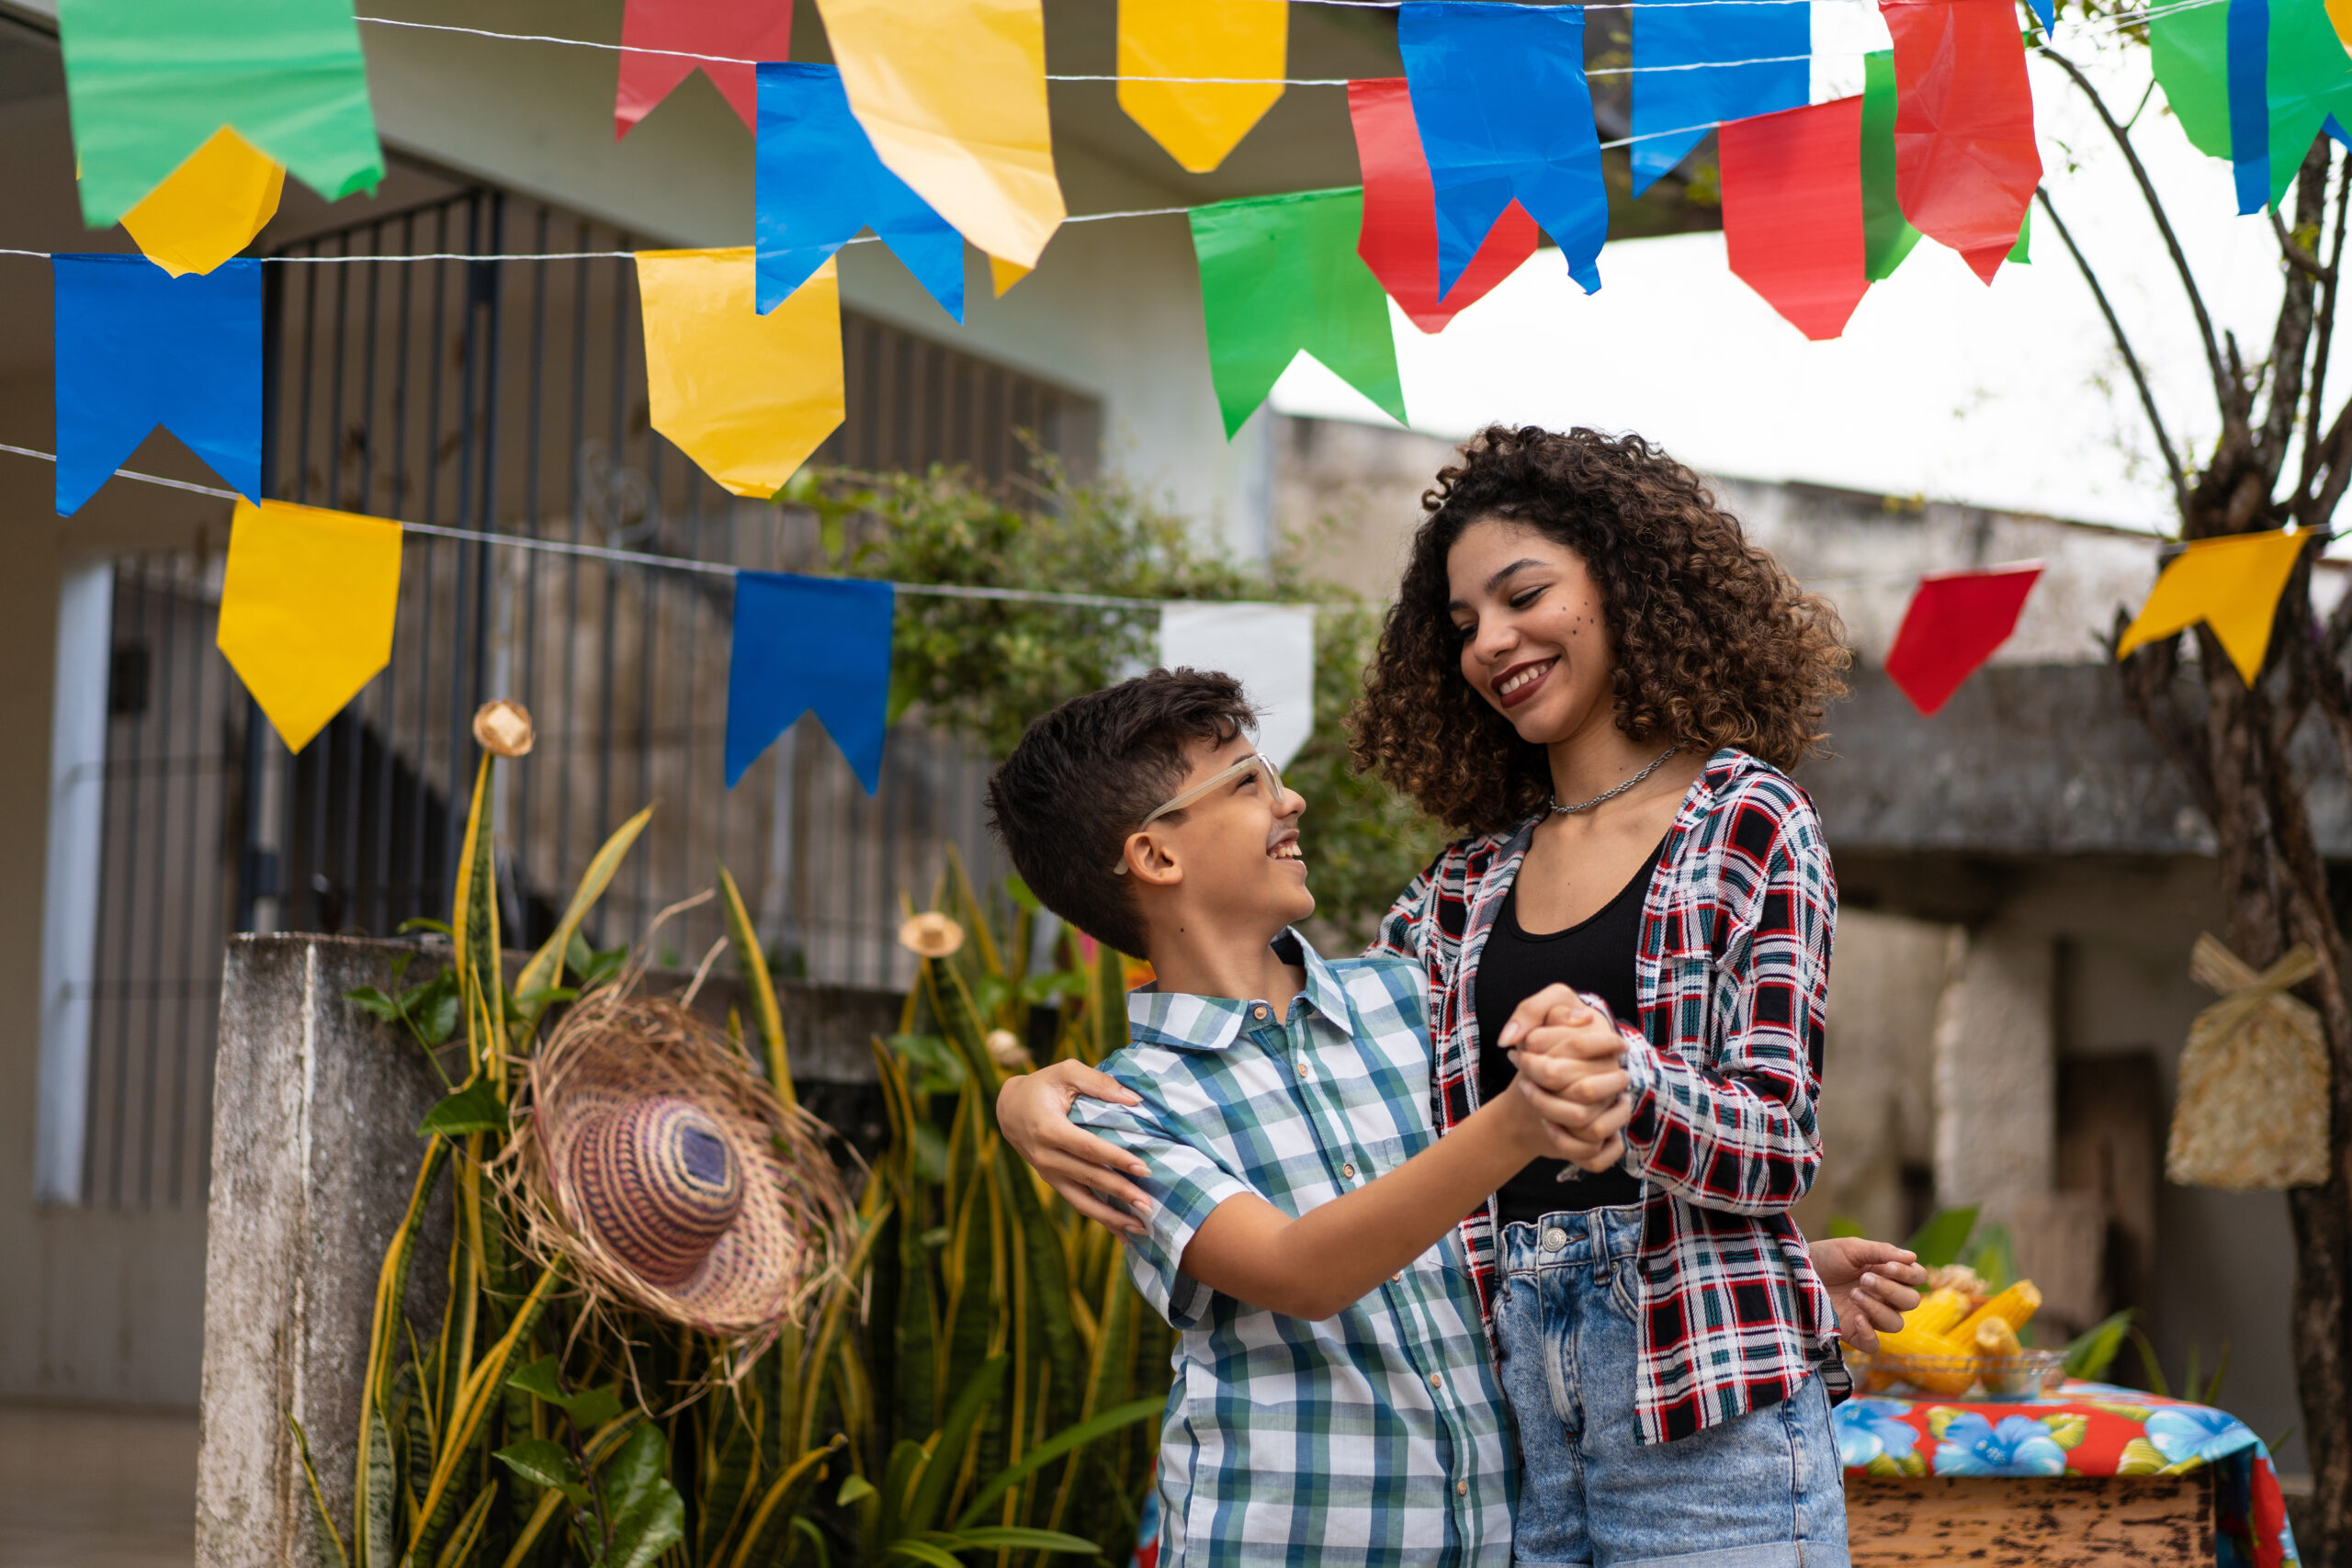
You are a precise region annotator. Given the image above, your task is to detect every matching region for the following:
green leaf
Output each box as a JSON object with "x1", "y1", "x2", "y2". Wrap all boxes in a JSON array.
[
  {"x1": 1903, "y1": 1206, "x2": 1978, "y2": 1269},
  {"x1": 910, "y1": 1121, "x2": 951, "y2": 1185},
  {"x1": 887, "y1": 1032, "x2": 967, "y2": 1093},
  {"x1": 1006, "y1": 874, "x2": 1041, "y2": 913},
  {"x1": 2062, "y1": 1309, "x2": 2137, "y2": 1382},
  {"x1": 398, "y1": 917, "x2": 453, "y2": 938},
  {"x1": 837, "y1": 1473, "x2": 876, "y2": 1506},
  {"x1": 1964, "y1": 1223, "x2": 2015, "y2": 1292},
  {"x1": 718, "y1": 863, "x2": 794, "y2": 1105},
  {"x1": 880, "y1": 1541, "x2": 964, "y2": 1568},
  {"x1": 361, "y1": 1406, "x2": 394, "y2": 1568},
  {"x1": 286, "y1": 1416, "x2": 351, "y2": 1568},
  {"x1": 514, "y1": 805, "x2": 655, "y2": 1030},
  {"x1": 508, "y1": 1356, "x2": 625, "y2": 1429},
  {"x1": 941, "y1": 1526, "x2": 1109, "y2": 1553},
  {"x1": 902, "y1": 1356, "x2": 1010, "y2": 1536},
  {"x1": 417, "y1": 1077, "x2": 508, "y2": 1138},
  {"x1": 1826, "y1": 1214, "x2": 1864, "y2": 1239},
  {"x1": 401, "y1": 970, "x2": 460, "y2": 1047},
  {"x1": 345, "y1": 986, "x2": 402, "y2": 1022},
  {"x1": 952, "y1": 1394, "x2": 1162, "y2": 1529},
  {"x1": 596, "y1": 1425, "x2": 684, "y2": 1568}
]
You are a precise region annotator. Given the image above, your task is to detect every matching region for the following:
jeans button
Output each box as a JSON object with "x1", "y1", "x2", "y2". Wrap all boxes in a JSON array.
[{"x1": 1542, "y1": 1227, "x2": 1568, "y2": 1253}]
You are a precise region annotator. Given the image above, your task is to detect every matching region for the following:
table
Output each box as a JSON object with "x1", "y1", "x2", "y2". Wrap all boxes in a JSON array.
[{"x1": 1838, "y1": 1380, "x2": 2298, "y2": 1568}]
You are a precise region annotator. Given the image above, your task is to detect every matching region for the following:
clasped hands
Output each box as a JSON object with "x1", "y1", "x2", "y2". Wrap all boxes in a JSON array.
[{"x1": 1495, "y1": 982, "x2": 1638, "y2": 1174}]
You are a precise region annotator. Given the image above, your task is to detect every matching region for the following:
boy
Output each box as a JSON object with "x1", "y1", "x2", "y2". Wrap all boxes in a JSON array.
[{"x1": 986, "y1": 670, "x2": 1628, "y2": 1565}]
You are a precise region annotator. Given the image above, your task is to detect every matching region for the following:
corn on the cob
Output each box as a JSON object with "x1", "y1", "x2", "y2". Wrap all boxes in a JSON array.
[
  {"x1": 1902, "y1": 1287, "x2": 1971, "y2": 1339},
  {"x1": 1973, "y1": 1317, "x2": 2022, "y2": 1359},
  {"x1": 1949, "y1": 1280, "x2": 2041, "y2": 1348}
]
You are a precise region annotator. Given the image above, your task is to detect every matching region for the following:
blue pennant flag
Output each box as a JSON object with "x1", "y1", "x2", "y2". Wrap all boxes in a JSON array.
[
  {"x1": 2225, "y1": 0, "x2": 2269, "y2": 216},
  {"x1": 1399, "y1": 2, "x2": 1607, "y2": 297},
  {"x1": 53, "y1": 253, "x2": 262, "y2": 516},
  {"x1": 726, "y1": 570, "x2": 896, "y2": 793},
  {"x1": 1630, "y1": 0, "x2": 1811, "y2": 197},
  {"x1": 757, "y1": 62, "x2": 966, "y2": 321}
]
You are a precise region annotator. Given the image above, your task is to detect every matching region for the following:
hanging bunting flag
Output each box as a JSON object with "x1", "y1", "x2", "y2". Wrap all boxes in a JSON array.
[
  {"x1": 1883, "y1": 562, "x2": 2043, "y2": 715},
  {"x1": 1860, "y1": 51, "x2": 1925, "y2": 282},
  {"x1": 1118, "y1": 0, "x2": 1287, "y2": 174},
  {"x1": 811, "y1": 0, "x2": 1064, "y2": 269},
  {"x1": 2116, "y1": 529, "x2": 2312, "y2": 686},
  {"x1": 637, "y1": 248, "x2": 844, "y2": 500},
  {"x1": 52, "y1": 254, "x2": 261, "y2": 517},
  {"x1": 1880, "y1": 0, "x2": 2041, "y2": 285},
  {"x1": 57, "y1": 0, "x2": 380, "y2": 229},
  {"x1": 1348, "y1": 78, "x2": 1540, "y2": 333},
  {"x1": 1719, "y1": 97, "x2": 1870, "y2": 343},
  {"x1": 1398, "y1": 2, "x2": 1607, "y2": 297},
  {"x1": 216, "y1": 500, "x2": 402, "y2": 752},
  {"x1": 1159, "y1": 604, "x2": 1317, "y2": 767},
  {"x1": 1629, "y1": 0, "x2": 1811, "y2": 197},
  {"x1": 989, "y1": 255, "x2": 1034, "y2": 296},
  {"x1": 616, "y1": 0, "x2": 796, "y2": 138},
  {"x1": 727, "y1": 571, "x2": 895, "y2": 793},
  {"x1": 2331, "y1": 0, "x2": 2352, "y2": 50},
  {"x1": 1191, "y1": 188, "x2": 1408, "y2": 439},
  {"x1": 2154, "y1": 0, "x2": 2352, "y2": 214},
  {"x1": 118, "y1": 128, "x2": 285, "y2": 278},
  {"x1": 757, "y1": 62, "x2": 964, "y2": 321}
]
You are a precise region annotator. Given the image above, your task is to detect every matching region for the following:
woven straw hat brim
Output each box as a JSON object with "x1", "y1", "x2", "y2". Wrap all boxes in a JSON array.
[{"x1": 515, "y1": 992, "x2": 846, "y2": 1340}]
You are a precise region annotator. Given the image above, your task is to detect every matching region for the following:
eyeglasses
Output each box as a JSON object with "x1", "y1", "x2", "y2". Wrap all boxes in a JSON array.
[{"x1": 1110, "y1": 752, "x2": 1284, "y2": 874}]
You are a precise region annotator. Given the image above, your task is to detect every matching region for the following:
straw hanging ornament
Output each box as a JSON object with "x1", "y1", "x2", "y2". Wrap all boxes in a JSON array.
[{"x1": 2165, "y1": 933, "x2": 2330, "y2": 1190}]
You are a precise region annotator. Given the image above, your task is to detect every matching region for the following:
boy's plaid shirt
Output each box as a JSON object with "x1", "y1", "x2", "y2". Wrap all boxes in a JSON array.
[
  {"x1": 1071, "y1": 933, "x2": 1514, "y2": 1566},
  {"x1": 1371, "y1": 747, "x2": 1843, "y2": 1445}
]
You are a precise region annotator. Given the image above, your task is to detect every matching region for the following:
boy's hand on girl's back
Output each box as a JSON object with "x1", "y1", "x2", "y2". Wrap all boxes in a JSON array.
[
  {"x1": 1497, "y1": 984, "x2": 1635, "y2": 1172},
  {"x1": 997, "y1": 1058, "x2": 1153, "y2": 1235}
]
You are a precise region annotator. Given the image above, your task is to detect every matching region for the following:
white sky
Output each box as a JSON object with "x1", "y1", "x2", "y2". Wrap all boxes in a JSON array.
[{"x1": 1270, "y1": 18, "x2": 2326, "y2": 534}]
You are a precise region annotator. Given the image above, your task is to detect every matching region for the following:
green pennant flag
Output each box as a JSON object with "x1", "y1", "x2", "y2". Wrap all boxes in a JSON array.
[
  {"x1": 1860, "y1": 51, "x2": 1924, "y2": 282},
  {"x1": 1190, "y1": 187, "x2": 1408, "y2": 440},
  {"x1": 2153, "y1": 0, "x2": 2352, "y2": 213},
  {"x1": 60, "y1": 0, "x2": 383, "y2": 228}
]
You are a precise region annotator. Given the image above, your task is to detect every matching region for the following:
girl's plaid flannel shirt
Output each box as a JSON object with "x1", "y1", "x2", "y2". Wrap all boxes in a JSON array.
[{"x1": 1371, "y1": 747, "x2": 1844, "y2": 1444}]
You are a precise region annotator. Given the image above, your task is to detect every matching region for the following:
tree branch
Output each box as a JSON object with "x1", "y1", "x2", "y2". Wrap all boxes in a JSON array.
[
  {"x1": 2299, "y1": 149, "x2": 2352, "y2": 515},
  {"x1": 2256, "y1": 145, "x2": 2332, "y2": 479},
  {"x1": 2040, "y1": 43, "x2": 2240, "y2": 434},
  {"x1": 2275, "y1": 205, "x2": 2337, "y2": 284},
  {"x1": 2037, "y1": 186, "x2": 2191, "y2": 516}
]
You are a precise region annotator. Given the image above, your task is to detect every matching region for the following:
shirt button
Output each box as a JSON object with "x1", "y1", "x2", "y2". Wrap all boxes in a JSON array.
[
  {"x1": 1543, "y1": 1227, "x2": 1569, "y2": 1253},
  {"x1": 1295, "y1": 1061, "x2": 1309, "y2": 1077},
  {"x1": 1251, "y1": 1004, "x2": 1269, "y2": 1020},
  {"x1": 1455, "y1": 1480, "x2": 1469, "y2": 1497},
  {"x1": 1392, "y1": 1271, "x2": 1403, "y2": 1282},
  {"x1": 1341, "y1": 1162, "x2": 1356, "y2": 1179},
  {"x1": 1429, "y1": 1372, "x2": 1443, "y2": 1390}
]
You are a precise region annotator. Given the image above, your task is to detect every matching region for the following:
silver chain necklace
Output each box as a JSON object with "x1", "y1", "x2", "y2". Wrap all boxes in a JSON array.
[{"x1": 1550, "y1": 747, "x2": 1679, "y2": 815}]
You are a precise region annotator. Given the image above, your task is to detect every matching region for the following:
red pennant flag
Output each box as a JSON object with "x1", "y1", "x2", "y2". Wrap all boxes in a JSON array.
[
  {"x1": 1718, "y1": 96, "x2": 1870, "y2": 342},
  {"x1": 1347, "y1": 77, "x2": 1541, "y2": 333},
  {"x1": 1881, "y1": 0, "x2": 2041, "y2": 285},
  {"x1": 1883, "y1": 561, "x2": 2043, "y2": 715},
  {"x1": 616, "y1": 0, "x2": 796, "y2": 138}
]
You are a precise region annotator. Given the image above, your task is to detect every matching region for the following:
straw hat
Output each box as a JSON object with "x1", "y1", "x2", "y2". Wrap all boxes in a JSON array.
[{"x1": 509, "y1": 987, "x2": 850, "y2": 1341}]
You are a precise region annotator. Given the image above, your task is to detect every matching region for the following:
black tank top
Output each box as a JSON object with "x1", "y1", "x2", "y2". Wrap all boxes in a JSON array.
[{"x1": 1474, "y1": 840, "x2": 1660, "y2": 1224}]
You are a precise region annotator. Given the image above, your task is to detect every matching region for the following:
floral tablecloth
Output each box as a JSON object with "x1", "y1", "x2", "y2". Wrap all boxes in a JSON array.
[{"x1": 1836, "y1": 1380, "x2": 2300, "y2": 1568}]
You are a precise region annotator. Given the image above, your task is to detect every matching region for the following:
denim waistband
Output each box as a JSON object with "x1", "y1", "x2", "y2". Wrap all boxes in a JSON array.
[{"x1": 1498, "y1": 1203, "x2": 1646, "y2": 1273}]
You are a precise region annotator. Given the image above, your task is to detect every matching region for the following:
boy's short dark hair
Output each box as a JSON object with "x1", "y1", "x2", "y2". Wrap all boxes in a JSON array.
[{"x1": 987, "y1": 669, "x2": 1258, "y2": 956}]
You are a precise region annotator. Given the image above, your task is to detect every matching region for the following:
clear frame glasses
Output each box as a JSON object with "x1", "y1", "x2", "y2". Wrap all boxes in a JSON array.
[{"x1": 1110, "y1": 752, "x2": 1284, "y2": 874}]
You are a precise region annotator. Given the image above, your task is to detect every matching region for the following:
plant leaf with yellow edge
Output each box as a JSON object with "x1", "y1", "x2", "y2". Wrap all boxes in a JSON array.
[
  {"x1": 2116, "y1": 528, "x2": 2311, "y2": 685},
  {"x1": 513, "y1": 804, "x2": 653, "y2": 1032},
  {"x1": 637, "y1": 249, "x2": 842, "y2": 499},
  {"x1": 449, "y1": 754, "x2": 502, "y2": 1083},
  {"x1": 718, "y1": 863, "x2": 793, "y2": 1105},
  {"x1": 216, "y1": 500, "x2": 401, "y2": 752},
  {"x1": 119, "y1": 126, "x2": 284, "y2": 276}
]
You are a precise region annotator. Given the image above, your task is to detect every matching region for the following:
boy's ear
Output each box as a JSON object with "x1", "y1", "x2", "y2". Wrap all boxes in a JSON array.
[{"x1": 1124, "y1": 826, "x2": 1184, "y2": 889}]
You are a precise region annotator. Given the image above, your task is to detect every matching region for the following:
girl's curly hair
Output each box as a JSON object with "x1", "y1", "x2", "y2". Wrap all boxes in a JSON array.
[{"x1": 1351, "y1": 425, "x2": 1850, "y2": 835}]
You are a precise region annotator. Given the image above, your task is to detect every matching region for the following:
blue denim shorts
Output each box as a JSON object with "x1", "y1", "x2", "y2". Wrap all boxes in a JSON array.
[{"x1": 1494, "y1": 1206, "x2": 1849, "y2": 1568}]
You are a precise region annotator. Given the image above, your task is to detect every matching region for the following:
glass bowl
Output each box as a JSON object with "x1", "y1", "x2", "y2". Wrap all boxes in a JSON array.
[{"x1": 1849, "y1": 1348, "x2": 2065, "y2": 1401}]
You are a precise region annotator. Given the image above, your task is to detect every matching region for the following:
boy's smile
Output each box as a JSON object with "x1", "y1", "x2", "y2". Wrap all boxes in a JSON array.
[{"x1": 1125, "y1": 730, "x2": 1317, "y2": 938}]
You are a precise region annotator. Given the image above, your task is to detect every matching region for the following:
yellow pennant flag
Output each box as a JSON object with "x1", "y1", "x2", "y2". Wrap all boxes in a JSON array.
[
  {"x1": 988, "y1": 254, "x2": 1033, "y2": 297},
  {"x1": 637, "y1": 248, "x2": 844, "y2": 499},
  {"x1": 814, "y1": 0, "x2": 1065, "y2": 268},
  {"x1": 1118, "y1": 0, "x2": 1288, "y2": 174},
  {"x1": 217, "y1": 499, "x2": 402, "y2": 751},
  {"x1": 119, "y1": 127, "x2": 286, "y2": 277},
  {"x1": 2116, "y1": 528, "x2": 2311, "y2": 685}
]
